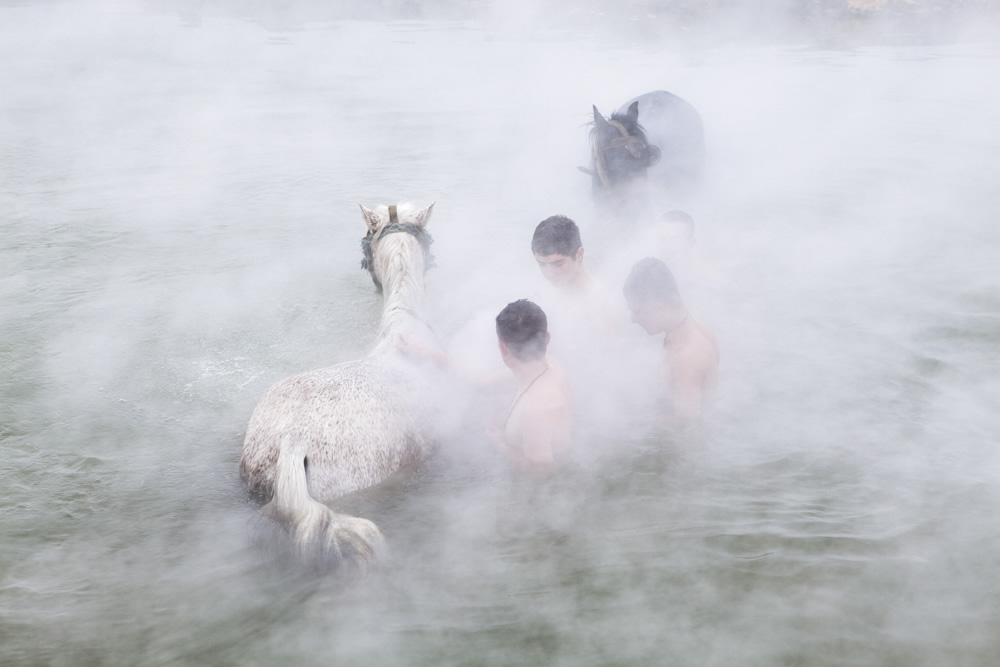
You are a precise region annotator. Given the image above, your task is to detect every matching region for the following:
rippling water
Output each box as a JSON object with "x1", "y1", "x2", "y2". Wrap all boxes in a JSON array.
[{"x1": 2, "y1": 3, "x2": 999, "y2": 665}]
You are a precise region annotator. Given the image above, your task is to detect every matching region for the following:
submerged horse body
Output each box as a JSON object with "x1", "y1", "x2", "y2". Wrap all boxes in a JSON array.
[
  {"x1": 589, "y1": 90, "x2": 704, "y2": 222},
  {"x1": 240, "y1": 202, "x2": 438, "y2": 571}
]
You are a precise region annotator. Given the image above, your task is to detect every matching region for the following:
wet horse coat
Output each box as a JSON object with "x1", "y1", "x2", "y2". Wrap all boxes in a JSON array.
[{"x1": 240, "y1": 202, "x2": 438, "y2": 570}]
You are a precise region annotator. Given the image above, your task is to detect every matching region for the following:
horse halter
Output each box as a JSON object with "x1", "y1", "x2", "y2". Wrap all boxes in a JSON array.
[
  {"x1": 588, "y1": 119, "x2": 662, "y2": 189},
  {"x1": 603, "y1": 120, "x2": 646, "y2": 158},
  {"x1": 360, "y1": 206, "x2": 436, "y2": 293}
]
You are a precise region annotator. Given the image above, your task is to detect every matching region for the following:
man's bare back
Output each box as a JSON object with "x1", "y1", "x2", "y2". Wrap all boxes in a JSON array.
[
  {"x1": 402, "y1": 299, "x2": 573, "y2": 477},
  {"x1": 661, "y1": 318, "x2": 719, "y2": 424},
  {"x1": 497, "y1": 358, "x2": 572, "y2": 474}
]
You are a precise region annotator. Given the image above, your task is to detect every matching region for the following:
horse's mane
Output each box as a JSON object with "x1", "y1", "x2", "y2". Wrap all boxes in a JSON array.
[
  {"x1": 364, "y1": 203, "x2": 434, "y2": 345},
  {"x1": 360, "y1": 202, "x2": 435, "y2": 295}
]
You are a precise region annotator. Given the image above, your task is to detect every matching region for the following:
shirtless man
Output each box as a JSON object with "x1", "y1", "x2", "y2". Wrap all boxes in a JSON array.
[
  {"x1": 647, "y1": 210, "x2": 727, "y2": 297},
  {"x1": 492, "y1": 299, "x2": 572, "y2": 476},
  {"x1": 654, "y1": 210, "x2": 696, "y2": 277},
  {"x1": 399, "y1": 299, "x2": 571, "y2": 476},
  {"x1": 623, "y1": 257, "x2": 719, "y2": 424},
  {"x1": 530, "y1": 216, "x2": 624, "y2": 427},
  {"x1": 531, "y1": 214, "x2": 621, "y2": 347},
  {"x1": 532, "y1": 216, "x2": 612, "y2": 301}
]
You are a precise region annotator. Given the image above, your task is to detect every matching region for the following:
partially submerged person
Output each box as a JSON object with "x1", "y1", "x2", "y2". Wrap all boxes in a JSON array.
[
  {"x1": 623, "y1": 257, "x2": 719, "y2": 424},
  {"x1": 654, "y1": 210, "x2": 696, "y2": 277},
  {"x1": 398, "y1": 299, "x2": 572, "y2": 476},
  {"x1": 491, "y1": 299, "x2": 572, "y2": 476},
  {"x1": 531, "y1": 215, "x2": 619, "y2": 336},
  {"x1": 647, "y1": 209, "x2": 728, "y2": 298},
  {"x1": 530, "y1": 215, "x2": 624, "y2": 430}
]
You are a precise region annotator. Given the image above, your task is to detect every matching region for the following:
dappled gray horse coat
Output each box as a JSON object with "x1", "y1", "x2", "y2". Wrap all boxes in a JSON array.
[{"x1": 240, "y1": 202, "x2": 437, "y2": 571}]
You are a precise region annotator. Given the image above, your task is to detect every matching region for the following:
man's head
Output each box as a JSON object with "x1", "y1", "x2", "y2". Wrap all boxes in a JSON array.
[
  {"x1": 659, "y1": 210, "x2": 695, "y2": 243},
  {"x1": 623, "y1": 257, "x2": 683, "y2": 334},
  {"x1": 654, "y1": 210, "x2": 695, "y2": 263},
  {"x1": 532, "y1": 215, "x2": 585, "y2": 287},
  {"x1": 496, "y1": 299, "x2": 549, "y2": 362}
]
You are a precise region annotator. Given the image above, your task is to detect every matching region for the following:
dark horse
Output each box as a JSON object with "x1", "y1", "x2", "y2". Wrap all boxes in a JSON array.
[{"x1": 587, "y1": 90, "x2": 704, "y2": 221}]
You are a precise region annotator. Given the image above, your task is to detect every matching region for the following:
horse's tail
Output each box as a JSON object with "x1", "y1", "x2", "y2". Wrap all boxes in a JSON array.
[{"x1": 261, "y1": 432, "x2": 384, "y2": 572}]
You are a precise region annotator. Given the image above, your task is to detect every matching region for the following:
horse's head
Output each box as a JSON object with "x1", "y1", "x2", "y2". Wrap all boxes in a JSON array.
[
  {"x1": 358, "y1": 202, "x2": 435, "y2": 293},
  {"x1": 589, "y1": 101, "x2": 661, "y2": 195}
]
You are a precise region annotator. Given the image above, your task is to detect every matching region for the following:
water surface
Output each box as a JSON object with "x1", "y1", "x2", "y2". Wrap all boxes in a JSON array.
[{"x1": 2, "y1": 4, "x2": 999, "y2": 665}]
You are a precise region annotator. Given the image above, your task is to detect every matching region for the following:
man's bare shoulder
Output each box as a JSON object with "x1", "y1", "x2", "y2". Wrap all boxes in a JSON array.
[
  {"x1": 582, "y1": 274, "x2": 618, "y2": 310},
  {"x1": 524, "y1": 367, "x2": 572, "y2": 414},
  {"x1": 695, "y1": 321, "x2": 720, "y2": 358},
  {"x1": 666, "y1": 322, "x2": 718, "y2": 376},
  {"x1": 504, "y1": 362, "x2": 573, "y2": 469}
]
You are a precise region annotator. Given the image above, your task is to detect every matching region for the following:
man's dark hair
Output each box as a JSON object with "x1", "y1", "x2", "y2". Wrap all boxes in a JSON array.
[
  {"x1": 496, "y1": 299, "x2": 548, "y2": 361},
  {"x1": 623, "y1": 257, "x2": 682, "y2": 306},
  {"x1": 531, "y1": 215, "x2": 582, "y2": 258}
]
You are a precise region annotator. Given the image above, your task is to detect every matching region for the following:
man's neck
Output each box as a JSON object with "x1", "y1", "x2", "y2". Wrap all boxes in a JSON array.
[
  {"x1": 662, "y1": 309, "x2": 692, "y2": 346},
  {"x1": 509, "y1": 356, "x2": 550, "y2": 387},
  {"x1": 561, "y1": 267, "x2": 592, "y2": 293}
]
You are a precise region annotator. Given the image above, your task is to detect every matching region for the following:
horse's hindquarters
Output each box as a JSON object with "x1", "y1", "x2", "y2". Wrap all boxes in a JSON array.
[
  {"x1": 240, "y1": 360, "x2": 430, "y2": 503},
  {"x1": 619, "y1": 90, "x2": 705, "y2": 197}
]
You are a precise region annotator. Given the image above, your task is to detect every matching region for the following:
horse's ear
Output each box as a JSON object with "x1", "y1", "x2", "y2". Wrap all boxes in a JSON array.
[
  {"x1": 592, "y1": 105, "x2": 609, "y2": 129},
  {"x1": 412, "y1": 202, "x2": 434, "y2": 229},
  {"x1": 359, "y1": 203, "x2": 381, "y2": 232},
  {"x1": 625, "y1": 101, "x2": 639, "y2": 125}
]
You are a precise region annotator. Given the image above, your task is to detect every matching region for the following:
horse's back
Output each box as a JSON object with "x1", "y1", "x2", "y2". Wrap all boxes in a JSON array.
[
  {"x1": 240, "y1": 358, "x2": 431, "y2": 502},
  {"x1": 618, "y1": 90, "x2": 705, "y2": 200}
]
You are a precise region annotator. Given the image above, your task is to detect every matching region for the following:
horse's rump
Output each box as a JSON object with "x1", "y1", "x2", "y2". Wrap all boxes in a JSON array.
[
  {"x1": 240, "y1": 359, "x2": 431, "y2": 502},
  {"x1": 617, "y1": 90, "x2": 705, "y2": 200}
]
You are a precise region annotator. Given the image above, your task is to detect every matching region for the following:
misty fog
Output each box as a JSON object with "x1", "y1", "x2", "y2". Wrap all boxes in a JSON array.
[{"x1": 2, "y1": 1, "x2": 999, "y2": 665}]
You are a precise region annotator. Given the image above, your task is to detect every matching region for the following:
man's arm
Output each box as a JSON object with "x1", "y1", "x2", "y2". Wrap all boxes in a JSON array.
[
  {"x1": 398, "y1": 335, "x2": 451, "y2": 370},
  {"x1": 670, "y1": 370, "x2": 703, "y2": 424},
  {"x1": 668, "y1": 353, "x2": 710, "y2": 424},
  {"x1": 399, "y1": 334, "x2": 511, "y2": 391}
]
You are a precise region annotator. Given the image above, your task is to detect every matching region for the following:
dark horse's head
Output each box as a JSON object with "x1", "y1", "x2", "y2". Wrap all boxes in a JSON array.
[{"x1": 588, "y1": 101, "x2": 661, "y2": 198}]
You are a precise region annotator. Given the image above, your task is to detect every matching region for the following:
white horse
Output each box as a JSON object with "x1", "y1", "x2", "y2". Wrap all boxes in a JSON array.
[{"x1": 240, "y1": 202, "x2": 438, "y2": 571}]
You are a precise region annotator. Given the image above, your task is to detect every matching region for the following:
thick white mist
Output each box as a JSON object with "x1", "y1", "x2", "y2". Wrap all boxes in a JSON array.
[{"x1": 1, "y1": 2, "x2": 999, "y2": 665}]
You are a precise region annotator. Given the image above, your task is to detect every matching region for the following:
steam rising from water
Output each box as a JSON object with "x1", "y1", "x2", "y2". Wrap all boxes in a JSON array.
[{"x1": 2, "y1": 2, "x2": 999, "y2": 665}]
